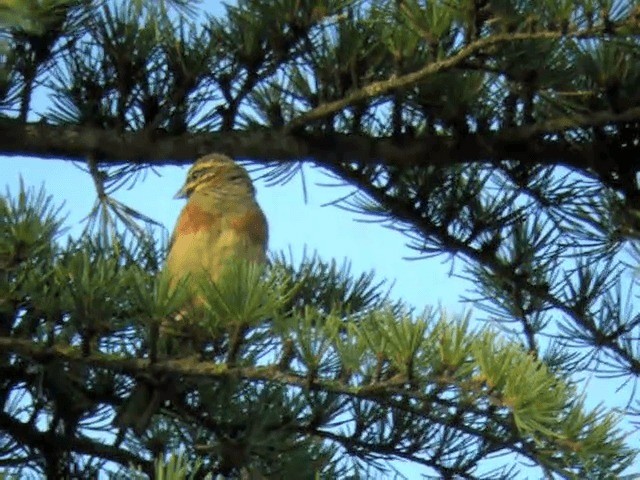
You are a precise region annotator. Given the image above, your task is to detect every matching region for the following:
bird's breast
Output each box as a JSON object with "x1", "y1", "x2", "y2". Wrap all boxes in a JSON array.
[
  {"x1": 174, "y1": 202, "x2": 221, "y2": 236},
  {"x1": 165, "y1": 200, "x2": 268, "y2": 286}
]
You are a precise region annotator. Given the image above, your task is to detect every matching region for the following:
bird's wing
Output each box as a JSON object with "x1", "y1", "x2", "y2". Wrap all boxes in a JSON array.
[{"x1": 228, "y1": 207, "x2": 269, "y2": 252}]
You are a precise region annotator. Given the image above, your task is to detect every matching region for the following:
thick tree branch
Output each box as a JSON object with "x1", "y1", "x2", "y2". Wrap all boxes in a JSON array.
[
  {"x1": 0, "y1": 336, "x2": 475, "y2": 405},
  {"x1": 3, "y1": 119, "x2": 638, "y2": 175}
]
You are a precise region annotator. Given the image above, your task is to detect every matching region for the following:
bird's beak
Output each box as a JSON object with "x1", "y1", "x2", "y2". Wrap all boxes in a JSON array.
[{"x1": 174, "y1": 185, "x2": 188, "y2": 199}]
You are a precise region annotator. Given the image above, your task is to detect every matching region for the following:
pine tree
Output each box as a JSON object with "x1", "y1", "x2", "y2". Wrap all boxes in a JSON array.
[{"x1": 1, "y1": 0, "x2": 640, "y2": 478}]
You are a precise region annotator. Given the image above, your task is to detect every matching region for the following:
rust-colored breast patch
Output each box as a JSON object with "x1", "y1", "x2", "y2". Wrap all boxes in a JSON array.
[
  {"x1": 175, "y1": 202, "x2": 221, "y2": 235},
  {"x1": 229, "y1": 209, "x2": 268, "y2": 246}
]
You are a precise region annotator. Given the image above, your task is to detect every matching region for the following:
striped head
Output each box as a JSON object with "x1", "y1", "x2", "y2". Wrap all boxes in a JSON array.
[{"x1": 175, "y1": 153, "x2": 256, "y2": 200}]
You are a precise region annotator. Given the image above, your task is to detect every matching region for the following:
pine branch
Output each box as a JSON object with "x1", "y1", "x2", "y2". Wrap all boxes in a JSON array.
[
  {"x1": 3, "y1": 118, "x2": 640, "y2": 179},
  {"x1": 0, "y1": 410, "x2": 151, "y2": 474},
  {"x1": 286, "y1": 25, "x2": 640, "y2": 131}
]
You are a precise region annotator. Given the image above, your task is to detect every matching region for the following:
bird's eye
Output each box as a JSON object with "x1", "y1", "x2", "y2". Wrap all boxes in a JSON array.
[{"x1": 188, "y1": 169, "x2": 206, "y2": 182}]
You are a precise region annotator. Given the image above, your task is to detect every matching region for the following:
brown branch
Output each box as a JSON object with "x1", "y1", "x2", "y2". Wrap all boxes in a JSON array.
[
  {"x1": 0, "y1": 335, "x2": 417, "y2": 394},
  {"x1": 505, "y1": 105, "x2": 640, "y2": 141},
  {"x1": 0, "y1": 336, "x2": 505, "y2": 422},
  {"x1": 2, "y1": 118, "x2": 635, "y2": 173},
  {"x1": 0, "y1": 411, "x2": 150, "y2": 473},
  {"x1": 0, "y1": 121, "x2": 310, "y2": 164}
]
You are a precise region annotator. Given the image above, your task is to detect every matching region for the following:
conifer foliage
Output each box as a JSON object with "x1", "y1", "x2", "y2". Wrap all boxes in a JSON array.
[{"x1": 2, "y1": 0, "x2": 640, "y2": 478}]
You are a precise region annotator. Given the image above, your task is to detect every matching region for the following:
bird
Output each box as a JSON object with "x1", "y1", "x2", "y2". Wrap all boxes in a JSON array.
[
  {"x1": 166, "y1": 153, "x2": 269, "y2": 288},
  {"x1": 114, "y1": 153, "x2": 268, "y2": 435}
]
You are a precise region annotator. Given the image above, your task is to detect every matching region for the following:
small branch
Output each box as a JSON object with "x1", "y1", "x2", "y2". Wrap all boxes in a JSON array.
[
  {"x1": 285, "y1": 26, "x2": 632, "y2": 130},
  {"x1": 0, "y1": 411, "x2": 150, "y2": 472}
]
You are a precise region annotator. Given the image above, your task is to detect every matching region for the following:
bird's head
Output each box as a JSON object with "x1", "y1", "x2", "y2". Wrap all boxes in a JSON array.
[{"x1": 175, "y1": 153, "x2": 256, "y2": 200}]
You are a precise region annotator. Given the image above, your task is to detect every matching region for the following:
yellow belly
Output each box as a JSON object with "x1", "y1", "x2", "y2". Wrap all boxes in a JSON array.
[{"x1": 165, "y1": 214, "x2": 267, "y2": 293}]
